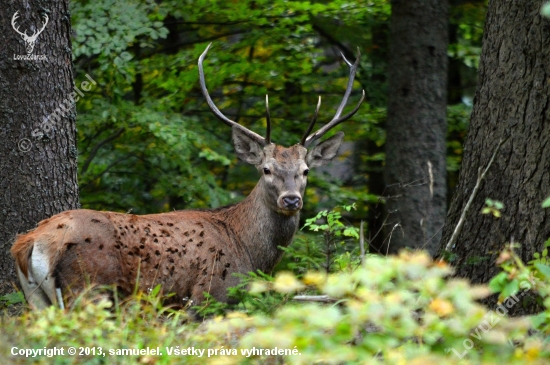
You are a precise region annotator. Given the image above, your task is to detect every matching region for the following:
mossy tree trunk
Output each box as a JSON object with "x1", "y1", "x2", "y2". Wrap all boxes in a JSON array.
[
  {"x1": 384, "y1": 0, "x2": 449, "y2": 254},
  {"x1": 0, "y1": 1, "x2": 79, "y2": 297},
  {"x1": 438, "y1": 0, "x2": 550, "y2": 312}
]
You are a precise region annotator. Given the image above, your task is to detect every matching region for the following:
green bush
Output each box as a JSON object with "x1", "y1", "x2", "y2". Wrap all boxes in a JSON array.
[
  {"x1": 205, "y1": 251, "x2": 546, "y2": 364},
  {"x1": 4, "y1": 248, "x2": 550, "y2": 364}
]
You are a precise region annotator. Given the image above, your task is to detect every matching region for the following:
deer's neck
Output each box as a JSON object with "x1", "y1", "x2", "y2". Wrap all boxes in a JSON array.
[{"x1": 215, "y1": 181, "x2": 300, "y2": 273}]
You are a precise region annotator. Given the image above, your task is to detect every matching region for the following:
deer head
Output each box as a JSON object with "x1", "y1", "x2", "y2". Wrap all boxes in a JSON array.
[
  {"x1": 12, "y1": 11, "x2": 48, "y2": 54},
  {"x1": 198, "y1": 43, "x2": 365, "y2": 216}
]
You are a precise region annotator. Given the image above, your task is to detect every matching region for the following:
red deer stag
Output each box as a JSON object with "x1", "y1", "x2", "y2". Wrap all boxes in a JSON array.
[{"x1": 11, "y1": 43, "x2": 364, "y2": 309}]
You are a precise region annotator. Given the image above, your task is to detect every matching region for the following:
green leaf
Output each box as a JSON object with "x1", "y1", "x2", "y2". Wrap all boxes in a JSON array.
[
  {"x1": 150, "y1": 284, "x2": 162, "y2": 297},
  {"x1": 531, "y1": 312, "x2": 548, "y2": 329},
  {"x1": 0, "y1": 291, "x2": 25, "y2": 305},
  {"x1": 120, "y1": 51, "x2": 133, "y2": 61},
  {"x1": 500, "y1": 280, "x2": 520, "y2": 299},
  {"x1": 488, "y1": 272, "x2": 508, "y2": 293},
  {"x1": 535, "y1": 262, "x2": 550, "y2": 279},
  {"x1": 542, "y1": 196, "x2": 550, "y2": 208}
]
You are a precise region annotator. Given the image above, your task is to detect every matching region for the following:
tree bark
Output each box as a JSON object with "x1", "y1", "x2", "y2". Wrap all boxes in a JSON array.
[
  {"x1": 385, "y1": 0, "x2": 449, "y2": 254},
  {"x1": 0, "y1": 1, "x2": 79, "y2": 297},
  {"x1": 438, "y1": 0, "x2": 550, "y2": 310}
]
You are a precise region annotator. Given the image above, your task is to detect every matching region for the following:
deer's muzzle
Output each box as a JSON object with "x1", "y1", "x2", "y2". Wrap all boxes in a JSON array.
[{"x1": 278, "y1": 194, "x2": 302, "y2": 214}]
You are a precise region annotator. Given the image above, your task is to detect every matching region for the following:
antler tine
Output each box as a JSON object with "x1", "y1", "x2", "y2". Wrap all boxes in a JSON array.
[
  {"x1": 265, "y1": 95, "x2": 272, "y2": 144},
  {"x1": 332, "y1": 49, "x2": 361, "y2": 122},
  {"x1": 300, "y1": 96, "x2": 321, "y2": 146},
  {"x1": 305, "y1": 90, "x2": 365, "y2": 147},
  {"x1": 198, "y1": 43, "x2": 266, "y2": 145},
  {"x1": 303, "y1": 48, "x2": 365, "y2": 147},
  {"x1": 341, "y1": 52, "x2": 353, "y2": 67}
]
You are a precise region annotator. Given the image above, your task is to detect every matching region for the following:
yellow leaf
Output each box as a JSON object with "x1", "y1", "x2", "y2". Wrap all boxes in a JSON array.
[
  {"x1": 303, "y1": 271, "x2": 326, "y2": 287},
  {"x1": 429, "y1": 298, "x2": 454, "y2": 317},
  {"x1": 273, "y1": 272, "x2": 304, "y2": 294},
  {"x1": 248, "y1": 281, "x2": 269, "y2": 294}
]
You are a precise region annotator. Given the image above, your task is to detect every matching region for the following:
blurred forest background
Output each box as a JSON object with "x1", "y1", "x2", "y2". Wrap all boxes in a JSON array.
[{"x1": 72, "y1": 0, "x2": 484, "y2": 233}]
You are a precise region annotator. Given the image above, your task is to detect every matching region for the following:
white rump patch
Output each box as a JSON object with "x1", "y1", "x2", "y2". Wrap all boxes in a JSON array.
[{"x1": 21, "y1": 241, "x2": 58, "y2": 309}]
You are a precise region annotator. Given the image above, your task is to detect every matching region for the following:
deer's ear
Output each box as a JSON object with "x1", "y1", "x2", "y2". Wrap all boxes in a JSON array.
[
  {"x1": 232, "y1": 126, "x2": 264, "y2": 165},
  {"x1": 306, "y1": 132, "x2": 344, "y2": 168}
]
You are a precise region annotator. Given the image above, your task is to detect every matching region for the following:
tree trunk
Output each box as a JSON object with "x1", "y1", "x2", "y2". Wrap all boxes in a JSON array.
[
  {"x1": 438, "y1": 0, "x2": 550, "y2": 312},
  {"x1": 0, "y1": 1, "x2": 79, "y2": 297},
  {"x1": 385, "y1": 0, "x2": 449, "y2": 254}
]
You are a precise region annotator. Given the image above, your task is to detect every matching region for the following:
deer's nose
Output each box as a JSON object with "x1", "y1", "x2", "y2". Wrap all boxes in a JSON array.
[{"x1": 282, "y1": 195, "x2": 301, "y2": 209}]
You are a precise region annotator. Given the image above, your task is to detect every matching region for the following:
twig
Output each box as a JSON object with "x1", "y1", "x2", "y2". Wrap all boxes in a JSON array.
[
  {"x1": 293, "y1": 295, "x2": 336, "y2": 303},
  {"x1": 81, "y1": 128, "x2": 124, "y2": 174},
  {"x1": 385, "y1": 223, "x2": 402, "y2": 256},
  {"x1": 364, "y1": 214, "x2": 392, "y2": 255},
  {"x1": 421, "y1": 224, "x2": 444, "y2": 250},
  {"x1": 80, "y1": 155, "x2": 136, "y2": 190},
  {"x1": 359, "y1": 220, "x2": 365, "y2": 265},
  {"x1": 443, "y1": 138, "x2": 506, "y2": 253},
  {"x1": 427, "y1": 160, "x2": 433, "y2": 198}
]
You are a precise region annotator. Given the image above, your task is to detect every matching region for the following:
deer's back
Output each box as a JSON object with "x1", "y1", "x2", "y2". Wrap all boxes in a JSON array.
[{"x1": 12, "y1": 209, "x2": 252, "y2": 306}]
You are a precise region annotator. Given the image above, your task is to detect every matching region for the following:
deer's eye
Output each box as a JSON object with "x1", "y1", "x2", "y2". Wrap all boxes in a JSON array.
[
  {"x1": 263, "y1": 167, "x2": 271, "y2": 175},
  {"x1": 303, "y1": 169, "x2": 309, "y2": 177}
]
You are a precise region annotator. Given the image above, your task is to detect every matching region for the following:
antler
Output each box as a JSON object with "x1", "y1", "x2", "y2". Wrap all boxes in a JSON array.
[
  {"x1": 11, "y1": 11, "x2": 27, "y2": 38},
  {"x1": 300, "y1": 48, "x2": 365, "y2": 147},
  {"x1": 198, "y1": 43, "x2": 268, "y2": 146}
]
